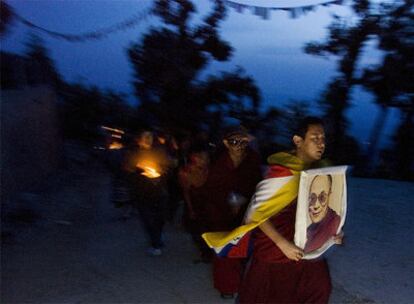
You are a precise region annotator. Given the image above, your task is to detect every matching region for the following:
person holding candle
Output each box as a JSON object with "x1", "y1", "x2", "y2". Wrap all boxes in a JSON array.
[{"x1": 123, "y1": 129, "x2": 171, "y2": 256}]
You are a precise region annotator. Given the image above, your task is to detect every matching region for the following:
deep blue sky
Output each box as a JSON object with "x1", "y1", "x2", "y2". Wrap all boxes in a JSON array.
[{"x1": 1, "y1": 0, "x2": 400, "y2": 148}]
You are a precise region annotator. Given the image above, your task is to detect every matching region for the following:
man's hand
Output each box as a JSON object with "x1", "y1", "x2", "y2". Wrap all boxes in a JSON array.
[
  {"x1": 259, "y1": 220, "x2": 304, "y2": 261},
  {"x1": 278, "y1": 239, "x2": 304, "y2": 261},
  {"x1": 333, "y1": 231, "x2": 344, "y2": 245}
]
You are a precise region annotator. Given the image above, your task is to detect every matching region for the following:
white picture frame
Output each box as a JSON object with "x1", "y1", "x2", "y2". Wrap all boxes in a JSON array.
[{"x1": 294, "y1": 166, "x2": 348, "y2": 259}]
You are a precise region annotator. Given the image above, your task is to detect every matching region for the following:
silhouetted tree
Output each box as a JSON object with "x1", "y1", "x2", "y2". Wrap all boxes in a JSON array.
[
  {"x1": 127, "y1": 0, "x2": 262, "y2": 137},
  {"x1": 0, "y1": 1, "x2": 14, "y2": 36},
  {"x1": 359, "y1": 0, "x2": 414, "y2": 174},
  {"x1": 198, "y1": 68, "x2": 260, "y2": 135},
  {"x1": 391, "y1": 110, "x2": 414, "y2": 180},
  {"x1": 375, "y1": 108, "x2": 413, "y2": 180},
  {"x1": 24, "y1": 34, "x2": 62, "y2": 87},
  {"x1": 59, "y1": 83, "x2": 106, "y2": 142},
  {"x1": 101, "y1": 91, "x2": 135, "y2": 130},
  {"x1": 305, "y1": 0, "x2": 413, "y2": 173},
  {"x1": 304, "y1": 0, "x2": 374, "y2": 164}
]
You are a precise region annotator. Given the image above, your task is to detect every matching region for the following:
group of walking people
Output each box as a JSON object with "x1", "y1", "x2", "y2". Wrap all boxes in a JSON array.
[{"x1": 109, "y1": 116, "x2": 343, "y2": 303}]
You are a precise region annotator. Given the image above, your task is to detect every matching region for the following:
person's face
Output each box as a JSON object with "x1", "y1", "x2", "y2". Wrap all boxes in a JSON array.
[
  {"x1": 308, "y1": 175, "x2": 331, "y2": 223},
  {"x1": 190, "y1": 152, "x2": 209, "y2": 167},
  {"x1": 137, "y1": 132, "x2": 153, "y2": 149},
  {"x1": 223, "y1": 135, "x2": 249, "y2": 157},
  {"x1": 294, "y1": 124, "x2": 326, "y2": 164}
]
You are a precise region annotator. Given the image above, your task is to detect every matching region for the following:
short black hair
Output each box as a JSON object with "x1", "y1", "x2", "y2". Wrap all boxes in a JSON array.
[
  {"x1": 188, "y1": 143, "x2": 210, "y2": 155},
  {"x1": 294, "y1": 116, "x2": 324, "y2": 138}
]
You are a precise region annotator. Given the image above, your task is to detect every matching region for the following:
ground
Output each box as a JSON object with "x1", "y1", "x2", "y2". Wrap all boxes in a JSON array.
[{"x1": 1, "y1": 143, "x2": 413, "y2": 303}]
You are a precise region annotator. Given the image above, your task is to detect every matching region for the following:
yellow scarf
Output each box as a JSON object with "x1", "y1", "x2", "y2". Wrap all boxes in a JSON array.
[{"x1": 202, "y1": 152, "x2": 305, "y2": 252}]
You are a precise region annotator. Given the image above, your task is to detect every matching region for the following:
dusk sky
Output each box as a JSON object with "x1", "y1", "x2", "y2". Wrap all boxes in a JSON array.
[{"x1": 1, "y1": 0, "x2": 400, "y2": 148}]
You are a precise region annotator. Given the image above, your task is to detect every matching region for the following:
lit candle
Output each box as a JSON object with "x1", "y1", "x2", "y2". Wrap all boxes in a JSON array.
[{"x1": 140, "y1": 166, "x2": 161, "y2": 178}]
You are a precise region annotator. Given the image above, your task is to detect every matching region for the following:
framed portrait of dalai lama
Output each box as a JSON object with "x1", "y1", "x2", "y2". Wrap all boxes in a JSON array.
[{"x1": 294, "y1": 166, "x2": 348, "y2": 259}]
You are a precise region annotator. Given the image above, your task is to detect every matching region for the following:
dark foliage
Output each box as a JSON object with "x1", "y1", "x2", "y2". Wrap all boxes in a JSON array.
[
  {"x1": 305, "y1": 0, "x2": 413, "y2": 179},
  {"x1": 0, "y1": 1, "x2": 14, "y2": 36},
  {"x1": 24, "y1": 34, "x2": 63, "y2": 88},
  {"x1": 58, "y1": 83, "x2": 135, "y2": 143},
  {"x1": 127, "y1": 0, "x2": 265, "y2": 139}
]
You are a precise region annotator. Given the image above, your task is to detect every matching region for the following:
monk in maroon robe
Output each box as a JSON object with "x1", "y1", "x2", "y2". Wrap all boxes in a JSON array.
[
  {"x1": 239, "y1": 117, "x2": 343, "y2": 304},
  {"x1": 202, "y1": 126, "x2": 262, "y2": 299}
]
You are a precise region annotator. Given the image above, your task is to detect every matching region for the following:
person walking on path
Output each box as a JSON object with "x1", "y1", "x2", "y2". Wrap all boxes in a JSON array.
[
  {"x1": 178, "y1": 146, "x2": 213, "y2": 263},
  {"x1": 239, "y1": 117, "x2": 344, "y2": 303},
  {"x1": 123, "y1": 129, "x2": 171, "y2": 256},
  {"x1": 202, "y1": 125, "x2": 262, "y2": 299},
  {"x1": 203, "y1": 117, "x2": 344, "y2": 303}
]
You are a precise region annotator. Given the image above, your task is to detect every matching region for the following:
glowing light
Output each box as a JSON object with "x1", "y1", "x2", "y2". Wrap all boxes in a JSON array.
[
  {"x1": 158, "y1": 137, "x2": 166, "y2": 145},
  {"x1": 136, "y1": 159, "x2": 161, "y2": 178},
  {"x1": 139, "y1": 166, "x2": 161, "y2": 178},
  {"x1": 109, "y1": 142, "x2": 123, "y2": 150},
  {"x1": 101, "y1": 125, "x2": 125, "y2": 134}
]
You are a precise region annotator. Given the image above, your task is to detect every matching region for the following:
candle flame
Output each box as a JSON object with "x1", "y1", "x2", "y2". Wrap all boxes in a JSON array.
[
  {"x1": 136, "y1": 158, "x2": 162, "y2": 179},
  {"x1": 140, "y1": 166, "x2": 161, "y2": 178}
]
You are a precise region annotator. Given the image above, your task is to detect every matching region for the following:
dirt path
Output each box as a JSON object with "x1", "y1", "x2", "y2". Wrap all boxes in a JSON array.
[
  {"x1": 1, "y1": 159, "x2": 221, "y2": 303},
  {"x1": 2, "y1": 156, "x2": 372, "y2": 303}
]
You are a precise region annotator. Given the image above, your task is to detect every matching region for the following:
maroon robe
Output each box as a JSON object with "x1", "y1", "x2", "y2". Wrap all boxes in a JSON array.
[
  {"x1": 238, "y1": 164, "x2": 332, "y2": 304},
  {"x1": 305, "y1": 207, "x2": 341, "y2": 253},
  {"x1": 203, "y1": 148, "x2": 262, "y2": 294},
  {"x1": 203, "y1": 148, "x2": 262, "y2": 232}
]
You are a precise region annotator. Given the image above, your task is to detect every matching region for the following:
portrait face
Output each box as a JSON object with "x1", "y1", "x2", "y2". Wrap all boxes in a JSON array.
[
  {"x1": 294, "y1": 124, "x2": 326, "y2": 164},
  {"x1": 308, "y1": 175, "x2": 331, "y2": 223},
  {"x1": 295, "y1": 166, "x2": 346, "y2": 259}
]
